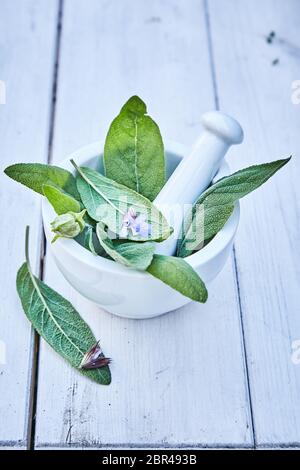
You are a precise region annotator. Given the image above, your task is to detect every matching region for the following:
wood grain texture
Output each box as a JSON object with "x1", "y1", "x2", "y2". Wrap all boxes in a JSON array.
[
  {"x1": 208, "y1": 0, "x2": 300, "y2": 446},
  {"x1": 0, "y1": 0, "x2": 59, "y2": 448},
  {"x1": 34, "y1": 0, "x2": 252, "y2": 448}
]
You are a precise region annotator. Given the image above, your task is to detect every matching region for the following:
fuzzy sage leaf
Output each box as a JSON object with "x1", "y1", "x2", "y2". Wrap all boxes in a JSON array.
[
  {"x1": 178, "y1": 158, "x2": 291, "y2": 257},
  {"x1": 43, "y1": 183, "x2": 81, "y2": 214},
  {"x1": 4, "y1": 162, "x2": 80, "y2": 200},
  {"x1": 96, "y1": 222, "x2": 155, "y2": 270},
  {"x1": 104, "y1": 96, "x2": 165, "y2": 201},
  {"x1": 72, "y1": 161, "x2": 172, "y2": 242},
  {"x1": 147, "y1": 255, "x2": 208, "y2": 303},
  {"x1": 16, "y1": 226, "x2": 111, "y2": 385}
]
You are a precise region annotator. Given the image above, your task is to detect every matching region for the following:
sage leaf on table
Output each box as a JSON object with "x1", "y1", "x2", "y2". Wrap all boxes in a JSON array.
[
  {"x1": 104, "y1": 96, "x2": 165, "y2": 201},
  {"x1": 147, "y1": 255, "x2": 208, "y2": 303},
  {"x1": 96, "y1": 222, "x2": 155, "y2": 270},
  {"x1": 43, "y1": 183, "x2": 81, "y2": 214},
  {"x1": 16, "y1": 226, "x2": 111, "y2": 385},
  {"x1": 4, "y1": 163, "x2": 80, "y2": 200},
  {"x1": 72, "y1": 161, "x2": 172, "y2": 242},
  {"x1": 177, "y1": 158, "x2": 291, "y2": 258}
]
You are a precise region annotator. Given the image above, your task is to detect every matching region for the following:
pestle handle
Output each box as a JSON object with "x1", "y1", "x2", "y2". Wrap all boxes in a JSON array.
[{"x1": 154, "y1": 111, "x2": 243, "y2": 256}]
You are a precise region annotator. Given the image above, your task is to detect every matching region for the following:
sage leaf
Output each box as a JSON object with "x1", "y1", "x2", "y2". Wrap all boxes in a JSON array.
[
  {"x1": 96, "y1": 222, "x2": 155, "y2": 270},
  {"x1": 104, "y1": 96, "x2": 165, "y2": 201},
  {"x1": 72, "y1": 161, "x2": 172, "y2": 242},
  {"x1": 16, "y1": 227, "x2": 111, "y2": 385},
  {"x1": 43, "y1": 183, "x2": 81, "y2": 214},
  {"x1": 147, "y1": 255, "x2": 208, "y2": 303},
  {"x1": 4, "y1": 162, "x2": 80, "y2": 200},
  {"x1": 178, "y1": 157, "x2": 291, "y2": 257}
]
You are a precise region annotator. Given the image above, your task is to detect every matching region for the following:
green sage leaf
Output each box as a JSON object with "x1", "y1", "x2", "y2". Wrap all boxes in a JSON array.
[
  {"x1": 147, "y1": 255, "x2": 208, "y2": 303},
  {"x1": 73, "y1": 161, "x2": 172, "y2": 242},
  {"x1": 96, "y1": 222, "x2": 155, "y2": 270},
  {"x1": 178, "y1": 157, "x2": 291, "y2": 257},
  {"x1": 4, "y1": 162, "x2": 80, "y2": 200},
  {"x1": 104, "y1": 96, "x2": 165, "y2": 201},
  {"x1": 43, "y1": 183, "x2": 81, "y2": 214},
  {"x1": 16, "y1": 227, "x2": 111, "y2": 385}
]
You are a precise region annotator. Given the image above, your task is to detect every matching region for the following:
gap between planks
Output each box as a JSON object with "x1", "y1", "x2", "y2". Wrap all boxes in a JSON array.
[
  {"x1": 35, "y1": 442, "x2": 254, "y2": 450},
  {"x1": 203, "y1": 0, "x2": 256, "y2": 447},
  {"x1": 26, "y1": 0, "x2": 65, "y2": 450}
]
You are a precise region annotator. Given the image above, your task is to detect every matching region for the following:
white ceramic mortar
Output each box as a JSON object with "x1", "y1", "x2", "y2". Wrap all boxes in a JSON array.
[{"x1": 42, "y1": 141, "x2": 239, "y2": 319}]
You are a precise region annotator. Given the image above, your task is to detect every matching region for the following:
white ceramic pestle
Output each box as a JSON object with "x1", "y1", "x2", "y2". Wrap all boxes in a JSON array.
[{"x1": 154, "y1": 111, "x2": 244, "y2": 256}]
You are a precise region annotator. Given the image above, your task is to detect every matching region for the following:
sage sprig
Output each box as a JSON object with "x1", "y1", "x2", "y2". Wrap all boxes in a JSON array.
[
  {"x1": 17, "y1": 226, "x2": 111, "y2": 385},
  {"x1": 177, "y1": 158, "x2": 291, "y2": 257},
  {"x1": 4, "y1": 96, "x2": 291, "y2": 313},
  {"x1": 104, "y1": 96, "x2": 165, "y2": 201}
]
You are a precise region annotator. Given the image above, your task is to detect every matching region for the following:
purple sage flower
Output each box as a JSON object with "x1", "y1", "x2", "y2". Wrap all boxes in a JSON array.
[{"x1": 120, "y1": 207, "x2": 152, "y2": 238}]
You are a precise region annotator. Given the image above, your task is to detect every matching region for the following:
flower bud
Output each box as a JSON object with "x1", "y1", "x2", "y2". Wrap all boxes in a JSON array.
[{"x1": 50, "y1": 209, "x2": 86, "y2": 243}]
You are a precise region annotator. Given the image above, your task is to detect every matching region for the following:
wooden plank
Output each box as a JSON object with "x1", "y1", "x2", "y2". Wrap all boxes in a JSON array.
[
  {"x1": 35, "y1": 0, "x2": 253, "y2": 448},
  {"x1": 0, "y1": 0, "x2": 59, "y2": 448},
  {"x1": 208, "y1": 0, "x2": 300, "y2": 447}
]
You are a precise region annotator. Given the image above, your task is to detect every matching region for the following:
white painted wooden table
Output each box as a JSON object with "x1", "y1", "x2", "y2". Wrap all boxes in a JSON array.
[{"x1": 0, "y1": 0, "x2": 299, "y2": 450}]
